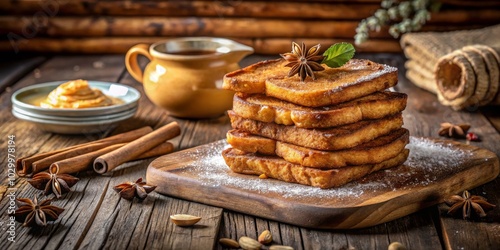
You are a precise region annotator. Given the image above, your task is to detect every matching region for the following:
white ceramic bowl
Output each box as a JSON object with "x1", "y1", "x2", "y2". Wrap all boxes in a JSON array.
[{"x1": 11, "y1": 81, "x2": 140, "y2": 117}]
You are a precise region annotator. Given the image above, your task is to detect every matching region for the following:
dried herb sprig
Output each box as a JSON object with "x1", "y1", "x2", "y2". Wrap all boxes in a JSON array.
[{"x1": 355, "y1": 0, "x2": 441, "y2": 45}]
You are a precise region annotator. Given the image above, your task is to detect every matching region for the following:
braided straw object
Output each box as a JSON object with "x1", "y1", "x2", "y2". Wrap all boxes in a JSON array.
[
  {"x1": 401, "y1": 24, "x2": 500, "y2": 109},
  {"x1": 467, "y1": 45, "x2": 500, "y2": 105},
  {"x1": 435, "y1": 50, "x2": 476, "y2": 109},
  {"x1": 404, "y1": 61, "x2": 437, "y2": 93}
]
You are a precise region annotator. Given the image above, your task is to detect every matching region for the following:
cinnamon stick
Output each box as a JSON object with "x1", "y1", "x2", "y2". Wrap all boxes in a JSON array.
[
  {"x1": 53, "y1": 142, "x2": 174, "y2": 174},
  {"x1": 16, "y1": 126, "x2": 153, "y2": 177},
  {"x1": 93, "y1": 122, "x2": 181, "y2": 174}
]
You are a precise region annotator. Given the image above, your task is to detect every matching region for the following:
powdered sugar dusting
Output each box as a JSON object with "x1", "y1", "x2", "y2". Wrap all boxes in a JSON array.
[
  {"x1": 330, "y1": 64, "x2": 397, "y2": 93},
  {"x1": 182, "y1": 137, "x2": 475, "y2": 200}
]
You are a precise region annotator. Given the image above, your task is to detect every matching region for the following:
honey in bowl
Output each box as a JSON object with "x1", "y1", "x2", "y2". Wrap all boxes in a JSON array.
[{"x1": 40, "y1": 79, "x2": 123, "y2": 109}]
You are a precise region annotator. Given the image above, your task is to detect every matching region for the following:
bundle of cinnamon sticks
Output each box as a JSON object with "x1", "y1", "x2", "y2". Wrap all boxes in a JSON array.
[{"x1": 16, "y1": 122, "x2": 181, "y2": 177}]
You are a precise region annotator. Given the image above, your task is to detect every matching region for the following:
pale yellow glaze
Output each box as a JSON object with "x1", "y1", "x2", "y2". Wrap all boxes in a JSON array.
[{"x1": 40, "y1": 79, "x2": 121, "y2": 109}]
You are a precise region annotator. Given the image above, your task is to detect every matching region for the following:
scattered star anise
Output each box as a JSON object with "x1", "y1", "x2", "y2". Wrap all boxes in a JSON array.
[
  {"x1": 28, "y1": 165, "x2": 79, "y2": 198},
  {"x1": 438, "y1": 122, "x2": 470, "y2": 138},
  {"x1": 113, "y1": 178, "x2": 156, "y2": 200},
  {"x1": 280, "y1": 42, "x2": 325, "y2": 82},
  {"x1": 14, "y1": 196, "x2": 64, "y2": 227},
  {"x1": 445, "y1": 190, "x2": 496, "y2": 220}
]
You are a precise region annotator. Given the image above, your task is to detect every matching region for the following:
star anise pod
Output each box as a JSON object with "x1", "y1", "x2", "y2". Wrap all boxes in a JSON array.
[
  {"x1": 28, "y1": 165, "x2": 79, "y2": 198},
  {"x1": 280, "y1": 42, "x2": 325, "y2": 82},
  {"x1": 113, "y1": 178, "x2": 156, "y2": 200},
  {"x1": 445, "y1": 190, "x2": 496, "y2": 219},
  {"x1": 14, "y1": 197, "x2": 64, "y2": 227},
  {"x1": 438, "y1": 122, "x2": 471, "y2": 138}
]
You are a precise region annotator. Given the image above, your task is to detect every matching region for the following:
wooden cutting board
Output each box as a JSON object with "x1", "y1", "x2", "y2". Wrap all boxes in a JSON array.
[{"x1": 146, "y1": 137, "x2": 499, "y2": 229}]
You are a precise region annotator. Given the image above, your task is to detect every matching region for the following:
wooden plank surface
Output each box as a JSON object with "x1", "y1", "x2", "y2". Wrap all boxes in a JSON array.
[
  {"x1": 1, "y1": 16, "x2": 491, "y2": 39},
  {"x1": 0, "y1": 55, "x2": 224, "y2": 249},
  {"x1": 0, "y1": 55, "x2": 46, "y2": 93},
  {"x1": 386, "y1": 54, "x2": 500, "y2": 250},
  {"x1": 0, "y1": 53, "x2": 498, "y2": 249}
]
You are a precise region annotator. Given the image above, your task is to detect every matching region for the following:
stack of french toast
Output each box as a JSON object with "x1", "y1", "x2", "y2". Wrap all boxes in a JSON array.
[{"x1": 221, "y1": 54, "x2": 409, "y2": 188}]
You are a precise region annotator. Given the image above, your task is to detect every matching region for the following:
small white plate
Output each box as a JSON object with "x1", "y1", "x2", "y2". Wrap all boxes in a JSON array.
[
  {"x1": 12, "y1": 108, "x2": 136, "y2": 134},
  {"x1": 11, "y1": 81, "x2": 140, "y2": 117},
  {"x1": 12, "y1": 105, "x2": 138, "y2": 122}
]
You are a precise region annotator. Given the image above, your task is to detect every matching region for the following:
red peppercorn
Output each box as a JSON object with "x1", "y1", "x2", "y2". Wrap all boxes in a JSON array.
[{"x1": 466, "y1": 132, "x2": 480, "y2": 142}]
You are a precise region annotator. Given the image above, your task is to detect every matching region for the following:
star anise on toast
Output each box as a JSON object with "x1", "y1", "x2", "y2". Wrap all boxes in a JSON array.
[
  {"x1": 438, "y1": 122, "x2": 470, "y2": 138},
  {"x1": 445, "y1": 190, "x2": 496, "y2": 219},
  {"x1": 113, "y1": 178, "x2": 156, "y2": 200},
  {"x1": 280, "y1": 42, "x2": 325, "y2": 81},
  {"x1": 27, "y1": 165, "x2": 79, "y2": 198},
  {"x1": 14, "y1": 197, "x2": 64, "y2": 227}
]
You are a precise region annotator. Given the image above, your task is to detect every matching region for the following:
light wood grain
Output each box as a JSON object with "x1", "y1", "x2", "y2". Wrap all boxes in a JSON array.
[
  {"x1": 147, "y1": 138, "x2": 499, "y2": 229},
  {"x1": 0, "y1": 55, "x2": 127, "y2": 249}
]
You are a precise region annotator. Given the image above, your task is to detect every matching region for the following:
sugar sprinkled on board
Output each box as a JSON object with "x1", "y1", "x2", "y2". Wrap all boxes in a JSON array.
[
  {"x1": 405, "y1": 137, "x2": 472, "y2": 183},
  {"x1": 185, "y1": 137, "x2": 474, "y2": 200},
  {"x1": 186, "y1": 141, "x2": 368, "y2": 199}
]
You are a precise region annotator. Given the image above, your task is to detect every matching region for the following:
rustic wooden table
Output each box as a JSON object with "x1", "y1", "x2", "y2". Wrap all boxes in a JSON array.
[{"x1": 0, "y1": 53, "x2": 499, "y2": 250}]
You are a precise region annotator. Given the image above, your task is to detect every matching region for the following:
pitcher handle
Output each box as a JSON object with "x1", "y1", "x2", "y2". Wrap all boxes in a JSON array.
[{"x1": 125, "y1": 44, "x2": 153, "y2": 84}]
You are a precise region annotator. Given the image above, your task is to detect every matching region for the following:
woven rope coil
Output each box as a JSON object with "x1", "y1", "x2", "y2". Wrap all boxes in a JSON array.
[{"x1": 401, "y1": 24, "x2": 500, "y2": 109}]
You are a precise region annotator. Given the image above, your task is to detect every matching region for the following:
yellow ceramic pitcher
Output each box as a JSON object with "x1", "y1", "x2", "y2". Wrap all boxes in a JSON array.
[{"x1": 125, "y1": 37, "x2": 254, "y2": 118}]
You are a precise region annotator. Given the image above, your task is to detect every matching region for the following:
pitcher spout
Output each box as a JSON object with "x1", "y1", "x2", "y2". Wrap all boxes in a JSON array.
[{"x1": 215, "y1": 39, "x2": 254, "y2": 63}]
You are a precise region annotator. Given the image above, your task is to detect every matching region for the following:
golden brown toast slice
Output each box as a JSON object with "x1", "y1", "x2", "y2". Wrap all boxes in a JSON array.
[
  {"x1": 223, "y1": 59, "x2": 398, "y2": 107},
  {"x1": 233, "y1": 91, "x2": 407, "y2": 128},
  {"x1": 228, "y1": 111, "x2": 404, "y2": 151},
  {"x1": 223, "y1": 59, "x2": 288, "y2": 93},
  {"x1": 227, "y1": 128, "x2": 409, "y2": 168},
  {"x1": 222, "y1": 147, "x2": 409, "y2": 189},
  {"x1": 226, "y1": 129, "x2": 277, "y2": 155}
]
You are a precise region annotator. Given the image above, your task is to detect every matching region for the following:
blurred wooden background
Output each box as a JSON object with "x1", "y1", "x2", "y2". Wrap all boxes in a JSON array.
[{"x1": 1, "y1": 0, "x2": 499, "y2": 54}]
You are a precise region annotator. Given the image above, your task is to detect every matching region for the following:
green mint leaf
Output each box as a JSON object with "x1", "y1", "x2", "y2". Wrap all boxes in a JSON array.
[{"x1": 321, "y1": 43, "x2": 355, "y2": 68}]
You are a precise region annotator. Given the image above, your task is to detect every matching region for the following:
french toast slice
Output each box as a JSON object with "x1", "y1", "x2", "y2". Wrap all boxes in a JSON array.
[
  {"x1": 227, "y1": 129, "x2": 277, "y2": 155},
  {"x1": 227, "y1": 128, "x2": 409, "y2": 168},
  {"x1": 222, "y1": 147, "x2": 409, "y2": 189},
  {"x1": 222, "y1": 59, "x2": 288, "y2": 93},
  {"x1": 228, "y1": 111, "x2": 404, "y2": 151},
  {"x1": 223, "y1": 58, "x2": 398, "y2": 107},
  {"x1": 266, "y1": 59, "x2": 398, "y2": 107},
  {"x1": 233, "y1": 91, "x2": 407, "y2": 128}
]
